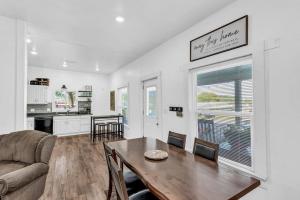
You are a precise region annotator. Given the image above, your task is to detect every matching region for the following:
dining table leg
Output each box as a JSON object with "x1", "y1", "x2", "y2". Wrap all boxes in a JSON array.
[{"x1": 106, "y1": 173, "x2": 113, "y2": 200}]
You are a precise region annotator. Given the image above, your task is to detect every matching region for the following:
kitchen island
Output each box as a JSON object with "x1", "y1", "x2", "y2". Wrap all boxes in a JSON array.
[{"x1": 27, "y1": 112, "x2": 92, "y2": 136}]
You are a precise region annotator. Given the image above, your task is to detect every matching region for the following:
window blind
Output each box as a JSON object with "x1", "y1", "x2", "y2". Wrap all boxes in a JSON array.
[{"x1": 196, "y1": 64, "x2": 253, "y2": 167}]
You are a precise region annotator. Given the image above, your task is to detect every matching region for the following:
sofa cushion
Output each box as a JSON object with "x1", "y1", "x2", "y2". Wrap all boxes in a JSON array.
[
  {"x1": 129, "y1": 189, "x2": 158, "y2": 200},
  {"x1": 0, "y1": 161, "x2": 27, "y2": 177},
  {"x1": 124, "y1": 171, "x2": 146, "y2": 196},
  {"x1": 0, "y1": 163, "x2": 49, "y2": 195},
  {"x1": 0, "y1": 130, "x2": 48, "y2": 164}
]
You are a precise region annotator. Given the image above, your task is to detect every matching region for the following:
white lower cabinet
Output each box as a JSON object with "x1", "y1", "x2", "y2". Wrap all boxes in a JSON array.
[
  {"x1": 80, "y1": 116, "x2": 91, "y2": 132},
  {"x1": 53, "y1": 115, "x2": 91, "y2": 135}
]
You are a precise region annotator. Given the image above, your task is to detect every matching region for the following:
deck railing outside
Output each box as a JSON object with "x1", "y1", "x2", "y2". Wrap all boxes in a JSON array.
[{"x1": 198, "y1": 118, "x2": 251, "y2": 167}]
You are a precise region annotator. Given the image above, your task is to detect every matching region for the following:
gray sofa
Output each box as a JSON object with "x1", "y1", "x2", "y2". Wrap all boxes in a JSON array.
[{"x1": 0, "y1": 130, "x2": 57, "y2": 200}]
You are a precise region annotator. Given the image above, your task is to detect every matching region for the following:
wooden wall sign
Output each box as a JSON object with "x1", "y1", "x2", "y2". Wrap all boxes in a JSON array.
[
  {"x1": 190, "y1": 15, "x2": 248, "y2": 62},
  {"x1": 110, "y1": 91, "x2": 115, "y2": 111}
]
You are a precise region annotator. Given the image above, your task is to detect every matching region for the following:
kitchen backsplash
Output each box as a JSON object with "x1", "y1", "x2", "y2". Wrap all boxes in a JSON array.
[{"x1": 27, "y1": 103, "x2": 52, "y2": 113}]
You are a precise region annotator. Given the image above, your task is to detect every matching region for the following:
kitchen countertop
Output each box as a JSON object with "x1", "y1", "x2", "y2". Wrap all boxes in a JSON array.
[{"x1": 27, "y1": 112, "x2": 93, "y2": 118}]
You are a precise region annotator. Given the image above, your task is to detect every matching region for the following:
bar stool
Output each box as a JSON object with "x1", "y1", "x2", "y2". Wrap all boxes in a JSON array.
[
  {"x1": 109, "y1": 122, "x2": 119, "y2": 139},
  {"x1": 95, "y1": 123, "x2": 106, "y2": 141},
  {"x1": 117, "y1": 122, "x2": 124, "y2": 138},
  {"x1": 106, "y1": 122, "x2": 114, "y2": 139},
  {"x1": 106, "y1": 122, "x2": 114, "y2": 140},
  {"x1": 92, "y1": 122, "x2": 98, "y2": 142}
]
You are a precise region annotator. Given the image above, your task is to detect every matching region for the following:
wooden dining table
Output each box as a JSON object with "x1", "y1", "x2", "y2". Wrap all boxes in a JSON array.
[{"x1": 108, "y1": 137, "x2": 260, "y2": 200}]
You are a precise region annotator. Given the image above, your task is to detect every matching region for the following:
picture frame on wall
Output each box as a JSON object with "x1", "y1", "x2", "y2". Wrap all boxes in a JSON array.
[
  {"x1": 110, "y1": 91, "x2": 115, "y2": 111},
  {"x1": 190, "y1": 15, "x2": 248, "y2": 62}
]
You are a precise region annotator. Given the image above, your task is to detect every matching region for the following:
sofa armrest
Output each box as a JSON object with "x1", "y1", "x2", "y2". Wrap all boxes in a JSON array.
[
  {"x1": 36, "y1": 135, "x2": 57, "y2": 164},
  {"x1": 0, "y1": 163, "x2": 48, "y2": 196},
  {"x1": 0, "y1": 179, "x2": 7, "y2": 198},
  {"x1": 0, "y1": 133, "x2": 10, "y2": 161}
]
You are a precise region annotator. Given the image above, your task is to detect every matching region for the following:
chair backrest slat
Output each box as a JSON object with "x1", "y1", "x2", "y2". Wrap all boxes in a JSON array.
[
  {"x1": 193, "y1": 138, "x2": 219, "y2": 162},
  {"x1": 103, "y1": 142, "x2": 117, "y2": 171},
  {"x1": 108, "y1": 156, "x2": 129, "y2": 200},
  {"x1": 167, "y1": 131, "x2": 187, "y2": 149}
]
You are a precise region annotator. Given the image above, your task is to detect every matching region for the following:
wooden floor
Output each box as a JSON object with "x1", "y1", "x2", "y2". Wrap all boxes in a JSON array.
[{"x1": 40, "y1": 134, "x2": 117, "y2": 200}]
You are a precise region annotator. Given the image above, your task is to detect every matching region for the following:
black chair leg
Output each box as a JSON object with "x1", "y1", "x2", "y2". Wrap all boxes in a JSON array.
[
  {"x1": 93, "y1": 124, "x2": 96, "y2": 143},
  {"x1": 100, "y1": 125, "x2": 103, "y2": 141},
  {"x1": 97, "y1": 125, "x2": 100, "y2": 141}
]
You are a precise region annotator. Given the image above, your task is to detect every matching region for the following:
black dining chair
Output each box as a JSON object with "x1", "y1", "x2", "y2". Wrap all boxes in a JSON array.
[
  {"x1": 103, "y1": 142, "x2": 146, "y2": 199},
  {"x1": 167, "y1": 131, "x2": 187, "y2": 149},
  {"x1": 108, "y1": 155, "x2": 158, "y2": 200},
  {"x1": 193, "y1": 138, "x2": 219, "y2": 162}
]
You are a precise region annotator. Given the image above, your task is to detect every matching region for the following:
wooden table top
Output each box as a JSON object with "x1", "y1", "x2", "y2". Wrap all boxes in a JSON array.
[{"x1": 108, "y1": 137, "x2": 260, "y2": 200}]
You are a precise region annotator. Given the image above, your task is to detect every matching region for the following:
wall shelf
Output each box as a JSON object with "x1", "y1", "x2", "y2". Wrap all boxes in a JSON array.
[{"x1": 78, "y1": 90, "x2": 92, "y2": 98}]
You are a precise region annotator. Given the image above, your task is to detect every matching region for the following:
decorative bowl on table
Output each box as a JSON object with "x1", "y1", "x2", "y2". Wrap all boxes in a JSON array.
[{"x1": 144, "y1": 150, "x2": 168, "y2": 161}]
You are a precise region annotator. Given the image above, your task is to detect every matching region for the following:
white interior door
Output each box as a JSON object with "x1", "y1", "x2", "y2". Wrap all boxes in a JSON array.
[{"x1": 143, "y1": 78, "x2": 161, "y2": 139}]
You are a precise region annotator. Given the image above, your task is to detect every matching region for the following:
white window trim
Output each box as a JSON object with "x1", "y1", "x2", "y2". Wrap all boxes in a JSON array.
[
  {"x1": 117, "y1": 84, "x2": 129, "y2": 127},
  {"x1": 188, "y1": 50, "x2": 268, "y2": 181}
]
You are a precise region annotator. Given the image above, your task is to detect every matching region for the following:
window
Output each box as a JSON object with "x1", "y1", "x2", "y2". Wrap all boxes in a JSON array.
[
  {"x1": 118, "y1": 87, "x2": 129, "y2": 125},
  {"x1": 195, "y1": 61, "x2": 253, "y2": 169},
  {"x1": 146, "y1": 86, "x2": 157, "y2": 118}
]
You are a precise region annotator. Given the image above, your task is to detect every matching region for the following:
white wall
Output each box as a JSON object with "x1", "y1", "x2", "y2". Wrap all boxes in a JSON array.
[
  {"x1": 0, "y1": 16, "x2": 26, "y2": 134},
  {"x1": 109, "y1": 0, "x2": 300, "y2": 199},
  {"x1": 28, "y1": 66, "x2": 110, "y2": 115}
]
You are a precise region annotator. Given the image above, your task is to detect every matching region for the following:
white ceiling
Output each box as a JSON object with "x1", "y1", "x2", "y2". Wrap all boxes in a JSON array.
[{"x1": 0, "y1": 0, "x2": 235, "y2": 74}]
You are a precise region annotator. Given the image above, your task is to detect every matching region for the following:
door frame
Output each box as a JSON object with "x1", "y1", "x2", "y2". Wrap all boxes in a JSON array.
[
  {"x1": 140, "y1": 72, "x2": 163, "y2": 139},
  {"x1": 116, "y1": 83, "x2": 130, "y2": 127}
]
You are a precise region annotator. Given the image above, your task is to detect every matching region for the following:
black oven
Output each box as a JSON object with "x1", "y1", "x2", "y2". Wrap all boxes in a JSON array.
[{"x1": 34, "y1": 116, "x2": 53, "y2": 134}]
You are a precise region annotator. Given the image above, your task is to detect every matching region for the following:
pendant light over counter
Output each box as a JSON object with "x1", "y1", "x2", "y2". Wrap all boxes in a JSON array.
[{"x1": 61, "y1": 85, "x2": 67, "y2": 90}]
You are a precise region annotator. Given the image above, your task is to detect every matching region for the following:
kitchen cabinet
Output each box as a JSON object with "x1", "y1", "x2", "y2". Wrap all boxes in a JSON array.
[
  {"x1": 80, "y1": 116, "x2": 91, "y2": 132},
  {"x1": 53, "y1": 115, "x2": 91, "y2": 135},
  {"x1": 27, "y1": 85, "x2": 48, "y2": 104},
  {"x1": 27, "y1": 117, "x2": 34, "y2": 130}
]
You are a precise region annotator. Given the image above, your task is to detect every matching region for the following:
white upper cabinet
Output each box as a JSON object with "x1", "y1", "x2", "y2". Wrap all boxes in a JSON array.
[{"x1": 27, "y1": 85, "x2": 48, "y2": 104}]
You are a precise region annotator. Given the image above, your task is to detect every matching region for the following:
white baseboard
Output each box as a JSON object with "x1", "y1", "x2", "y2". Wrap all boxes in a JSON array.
[{"x1": 55, "y1": 132, "x2": 90, "y2": 137}]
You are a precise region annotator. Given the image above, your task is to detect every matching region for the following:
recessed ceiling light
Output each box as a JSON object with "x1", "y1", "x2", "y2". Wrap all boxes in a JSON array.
[
  {"x1": 30, "y1": 47, "x2": 38, "y2": 55},
  {"x1": 95, "y1": 63, "x2": 100, "y2": 72},
  {"x1": 62, "y1": 61, "x2": 68, "y2": 68},
  {"x1": 115, "y1": 16, "x2": 125, "y2": 23},
  {"x1": 26, "y1": 38, "x2": 32, "y2": 44}
]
